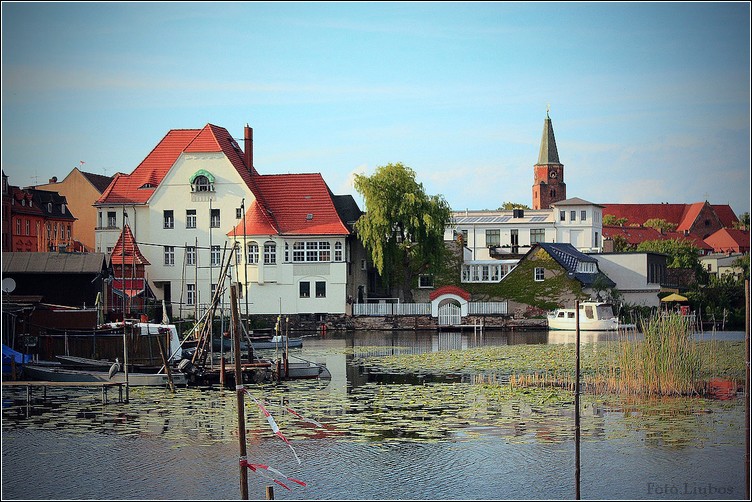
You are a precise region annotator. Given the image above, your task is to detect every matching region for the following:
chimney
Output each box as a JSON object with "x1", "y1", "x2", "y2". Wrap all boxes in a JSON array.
[
  {"x1": 244, "y1": 124, "x2": 253, "y2": 172},
  {"x1": 49, "y1": 176, "x2": 58, "y2": 183}
]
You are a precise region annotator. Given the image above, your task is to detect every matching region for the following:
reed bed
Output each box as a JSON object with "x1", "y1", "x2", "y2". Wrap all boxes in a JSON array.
[{"x1": 509, "y1": 311, "x2": 741, "y2": 397}]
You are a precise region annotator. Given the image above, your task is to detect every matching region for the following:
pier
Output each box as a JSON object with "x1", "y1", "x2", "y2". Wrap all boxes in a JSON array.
[{"x1": 1, "y1": 380, "x2": 125, "y2": 405}]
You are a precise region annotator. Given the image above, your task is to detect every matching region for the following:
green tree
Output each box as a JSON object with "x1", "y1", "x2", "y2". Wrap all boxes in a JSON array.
[
  {"x1": 643, "y1": 218, "x2": 677, "y2": 233},
  {"x1": 611, "y1": 235, "x2": 635, "y2": 252},
  {"x1": 498, "y1": 202, "x2": 531, "y2": 210},
  {"x1": 353, "y1": 162, "x2": 452, "y2": 302},
  {"x1": 636, "y1": 238, "x2": 701, "y2": 269},
  {"x1": 603, "y1": 214, "x2": 629, "y2": 226},
  {"x1": 733, "y1": 212, "x2": 750, "y2": 230}
]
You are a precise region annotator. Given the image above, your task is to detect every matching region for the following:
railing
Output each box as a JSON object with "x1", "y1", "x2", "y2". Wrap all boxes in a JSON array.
[
  {"x1": 353, "y1": 301, "x2": 508, "y2": 317},
  {"x1": 468, "y1": 302, "x2": 508, "y2": 315},
  {"x1": 353, "y1": 303, "x2": 431, "y2": 316}
]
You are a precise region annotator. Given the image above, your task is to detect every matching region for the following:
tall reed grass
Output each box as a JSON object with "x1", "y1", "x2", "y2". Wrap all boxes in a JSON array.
[{"x1": 509, "y1": 311, "x2": 738, "y2": 396}]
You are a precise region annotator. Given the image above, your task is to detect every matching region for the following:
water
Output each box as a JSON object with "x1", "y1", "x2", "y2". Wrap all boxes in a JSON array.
[{"x1": 2, "y1": 330, "x2": 747, "y2": 500}]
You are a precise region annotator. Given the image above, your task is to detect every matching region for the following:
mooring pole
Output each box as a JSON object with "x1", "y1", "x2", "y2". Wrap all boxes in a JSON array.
[
  {"x1": 575, "y1": 299, "x2": 581, "y2": 500},
  {"x1": 745, "y1": 278, "x2": 749, "y2": 500},
  {"x1": 231, "y1": 284, "x2": 249, "y2": 500}
]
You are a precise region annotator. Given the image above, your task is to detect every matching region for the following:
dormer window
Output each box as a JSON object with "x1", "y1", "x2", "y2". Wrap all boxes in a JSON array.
[{"x1": 190, "y1": 169, "x2": 215, "y2": 192}]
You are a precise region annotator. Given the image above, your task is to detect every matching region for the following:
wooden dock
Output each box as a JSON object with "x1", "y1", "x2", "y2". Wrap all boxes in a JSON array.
[{"x1": 1, "y1": 380, "x2": 125, "y2": 405}]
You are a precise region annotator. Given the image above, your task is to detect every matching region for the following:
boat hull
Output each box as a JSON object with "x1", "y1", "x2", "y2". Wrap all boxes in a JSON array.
[{"x1": 22, "y1": 364, "x2": 187, "y2": 386}]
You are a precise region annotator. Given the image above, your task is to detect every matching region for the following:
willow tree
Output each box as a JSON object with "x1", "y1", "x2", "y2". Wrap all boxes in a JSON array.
[{"x1": 353, "y1": 162, "x2": 452, "y2": 302}]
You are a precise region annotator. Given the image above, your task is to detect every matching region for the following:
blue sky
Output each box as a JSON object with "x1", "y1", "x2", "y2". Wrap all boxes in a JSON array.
[{"x1": 2, "y1": 2, "x2": 750, "y2": 216}]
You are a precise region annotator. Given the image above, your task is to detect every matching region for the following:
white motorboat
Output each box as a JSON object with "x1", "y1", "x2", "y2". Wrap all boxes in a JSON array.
[{"x1": 547, "y1": 301, "x2": 622, "y2": 331}]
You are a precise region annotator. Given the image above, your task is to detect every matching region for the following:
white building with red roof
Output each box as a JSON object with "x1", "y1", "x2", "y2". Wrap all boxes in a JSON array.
[{"x1": 95, "y1": 123, "x2": 356, "y2": 318}]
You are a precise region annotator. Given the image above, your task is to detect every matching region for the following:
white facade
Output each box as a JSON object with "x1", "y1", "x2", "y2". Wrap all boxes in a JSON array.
[
  {"x1": 447, "y1": 198, "x2": 603, "y2": 284},
  {"x1": 590, "y1": 252, "x2": 663, "y2": 307},
  {"x1": 95, "y1": 152, "x2": 350, "y2": 317}
]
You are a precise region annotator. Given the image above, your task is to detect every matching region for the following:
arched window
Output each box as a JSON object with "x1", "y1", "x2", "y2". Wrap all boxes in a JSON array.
[{"x1": 189, "y1": 169, "x2": 216, "y2": 192}]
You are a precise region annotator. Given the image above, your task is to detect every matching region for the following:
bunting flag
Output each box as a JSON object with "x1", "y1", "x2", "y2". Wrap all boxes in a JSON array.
[
  {"x1": 261, "y1": 400, "x2": 324, "y2": 428},
  {"x1": 244, "y1": 389, "x2": 301, "y2": 464},
  {"x1": 240, "y1": 459, "x2": 306, "y2": 491}
]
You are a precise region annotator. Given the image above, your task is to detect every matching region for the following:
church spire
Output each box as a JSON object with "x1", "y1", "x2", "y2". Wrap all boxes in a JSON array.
[{"x1": 537, "y1": 109, "x2": 560, "y2": 165}]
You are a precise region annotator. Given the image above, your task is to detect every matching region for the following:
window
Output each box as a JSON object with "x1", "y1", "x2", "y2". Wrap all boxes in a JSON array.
[
  {"x1": 186, "y1": 246, "x2": 196, "y2": 266},
  {"x1": 108, "y1": 212, "x2": 117, "y2": 227},
  {"x1": 164, "y1": 246, "x2": 175, "y2": 266},
  {"x1": 264, "y1": 242, "x2": 276, "y2": 264},
  {"x1": 580, "y1": 210, "x2": 587, "y2": 221},
  {"x1": 335, "y1": 242, "x2": 343, "y2": 261},
  {"x1": 291, "y1": 241, "x2": 332, "y2": 262},
  {"x1": 570, "y1": 210, "x2": 577, "y2": 221},
  {"x1": 98, "y1": 212, "x2": 102, "y2": 228},
  {"x1": 560, "y1": 211, "x2": 566, "y2": 222},
  {"x1": 66, "y1": 225, "x2": 71, "y2": 239},
  {"x1": 299, "y1": 281, "x2": 310, "y2": 298},
  {"x1": 530, "y1": 228, "x2": 545, "y2": 245},
  {"x1": 163, "y1": 210, "x2": 174, "y2": 229},
  {"x1": 236, "y1": 207, "x2": 242, "y2": 219},
  {"x1": 187, "y1": 284, "x2": 196, "y2": 306},
  {"x1": 315, "y1": 281, "x2": 326, "y2": 298},
  {"x1": 186, "y1": 209, "x2": 196, "y2": 229},
  {"x1": 594, "y1": 232, "x2": 599, "y2": 247},
  {"x1": 418, "y1": 275, "x2": 434, "y2": 288},
  {"x1": 25, "y1": 220, "x2": 30, "y2": 236},
  {"x1": 247, "y1": 242, "x2": 259, "y2": 264},
  {"x1": 210, "y1": 209, "x2": 220, "y2": 228},
  {"x1": 211, "y1": 245, "x2": 221, "y2": 266},
  {"x1": 47, "y1": 202, "x2": 52, "y2": 212},
  {"x1": 534, "y1": 267, "x2": 545, "y2": 281},
  {"x1": 486, "y1": 229, "x2": 500, "y2": 247},
  {"x1": 576, "y1": 262, "x2": 596, "y2": 273},
  {"x1": 284, "y1": 242, "x2": 289, "y2": 262},
  {"x1": 15, "y1": 219, "x2": 20, "y2": 235},
  {"x1": 193, "y1": 175, "x2": 212, "y2": 192},
  {"x1": 361, "y1": 259, "x2": 367, "y2": 271}
]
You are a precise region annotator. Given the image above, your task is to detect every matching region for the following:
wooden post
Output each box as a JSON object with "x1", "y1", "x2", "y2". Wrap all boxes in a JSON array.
[
  {"x1": 220, "y1": 357, "x2": 226, "y2": 387},
  {"x1": 156, "y1": 328, "x2": 175, "y2": 393},
  {"x1": 575, "y1": 299, "x2": 581, "y2": 500},
  {"x1": 231, "y1": 284, "x2": 249, "y2": 500},
  {"x1": 745, "y1": 279, "x2": 749, "y2": 500}
]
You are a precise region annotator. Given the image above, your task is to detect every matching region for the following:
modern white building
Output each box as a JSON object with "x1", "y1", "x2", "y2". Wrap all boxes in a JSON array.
[
  {"x1": 94, "y1": 123, "x2": 359, "y2": 319},
  {"x1": 589, "y1": 252, "x2": 667, "y2": 307},
  {"x1": 445, "y1": 197, "x2": 604, "y2": 284}
]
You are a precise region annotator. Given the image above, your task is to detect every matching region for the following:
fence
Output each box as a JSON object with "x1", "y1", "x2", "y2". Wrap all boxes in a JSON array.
[{"x1": 353, "y1": 301, "x2": 507, "y2": 317}]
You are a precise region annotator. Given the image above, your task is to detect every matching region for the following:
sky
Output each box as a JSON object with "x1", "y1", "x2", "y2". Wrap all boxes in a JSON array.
[{"x1": 2, "y1": 2, "x2": 750, "y2": 217}]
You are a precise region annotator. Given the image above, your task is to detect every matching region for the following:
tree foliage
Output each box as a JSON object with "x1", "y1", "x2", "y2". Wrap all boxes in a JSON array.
[
  {"x1": 733, "y1": 212, "x2": 750, "y2": 230},
  {"x1": 643, "y1": 218, "x2": 677, "y2": 233},
  {"x1": 603, "y1": 214, "x2": 629, "y2": 226},
  {"x1": 498, "y1": 202, "x2": 531, "y2": 210},
  {"x1": 353, "y1": 162, "x2": 452, "y2": 301},
  {"x1": 636, "y1": 238, "x2": 701, "y2": 269}
]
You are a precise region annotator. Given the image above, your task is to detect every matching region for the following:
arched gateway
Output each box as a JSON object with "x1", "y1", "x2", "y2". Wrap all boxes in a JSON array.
[{"x1": 430, "y1": 286, "x2": 471, "y2": 326}]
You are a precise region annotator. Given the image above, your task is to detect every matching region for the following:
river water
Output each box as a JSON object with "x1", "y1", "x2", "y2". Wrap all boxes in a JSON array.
[{"x1": 2, "y1": 329, "x2": 748, "y2": 500}]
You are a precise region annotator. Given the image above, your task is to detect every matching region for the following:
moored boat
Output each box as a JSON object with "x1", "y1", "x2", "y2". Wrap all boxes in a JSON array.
[
  {"x1": 547, "y1": 301, "x2": 628, "y2": 331},
  {"x1": 22, "y1": 363, "x2": 187, "y2": 387}
]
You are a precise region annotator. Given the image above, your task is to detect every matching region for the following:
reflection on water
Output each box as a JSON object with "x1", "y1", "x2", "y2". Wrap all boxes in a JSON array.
[{"x1": 2, "y1": 329, "x2": 747, "y2": 500}]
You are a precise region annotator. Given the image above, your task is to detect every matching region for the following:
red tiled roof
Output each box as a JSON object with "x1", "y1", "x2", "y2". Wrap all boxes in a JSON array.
[
  {"x1": 704, "y1": 228, "x2": 751, "y2": 253},
  {"x1": 228, "y1": 199, "x2": 278, "y2": 237},
  {"x1": 711, "y1": 205, "x2": 741, "y2": 228},
  {"x1": 97, "y1": 129, "x2": 201, "y2": 205},
  {"x1": 110, "y1": 224, "x2": 150, "y2": 265},
  {"x1": 602, "y1": 225, "x2": 713, "y2": 251},
  {"x1": 429, "y1": 285, "x2": 471, "y2": 301},
  {"x1": 230, "y1": 174, "x2": 349, "y2": 237},
  {"x1": 600, "y1": 202, "x2": 740, "y2": 232}
]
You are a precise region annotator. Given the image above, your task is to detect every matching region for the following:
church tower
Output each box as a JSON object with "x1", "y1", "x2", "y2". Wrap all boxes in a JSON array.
[{"x1": 532, "y1": 110, "x2": 566, "y2": 209}]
